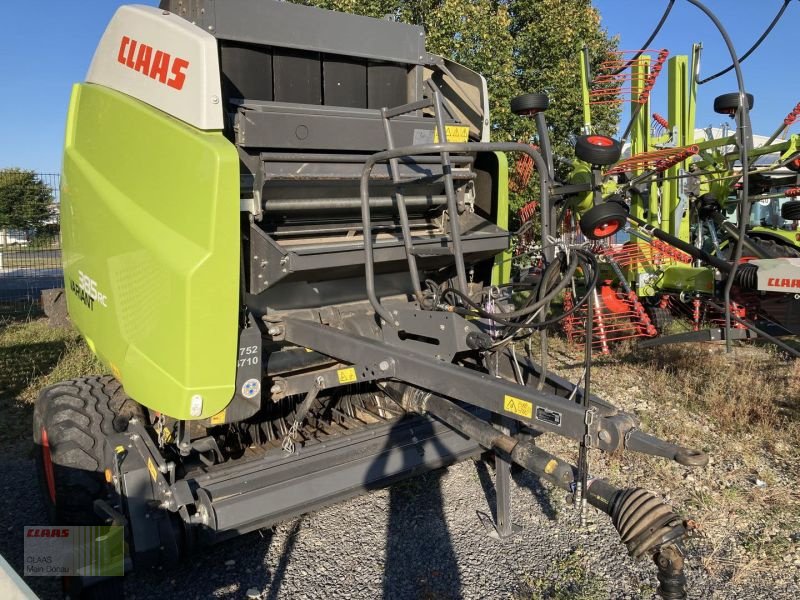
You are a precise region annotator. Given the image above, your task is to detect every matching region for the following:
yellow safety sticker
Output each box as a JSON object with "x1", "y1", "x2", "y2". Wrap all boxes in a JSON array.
[
  {"x1": 114, "y1": 445, "x2": 125, "y2": 455},
  {"x1": 433, "y1": 125, "x2": 470, "y2": 143},
  {"x1": 337, "y1": 367, "x2": 358, "y2": 384},
  {"x1": 544, "y1": 459, "x2": 559, "y2": 475},
  {"x1": 209, "y1": 410, "x2": 226, "y2": 425},
  {"x1": 503, "y1": 395, "x2": 533, "y2": 419},
  {"x1": 146, "y1": 457, "x2": 158, "y2": 482}
]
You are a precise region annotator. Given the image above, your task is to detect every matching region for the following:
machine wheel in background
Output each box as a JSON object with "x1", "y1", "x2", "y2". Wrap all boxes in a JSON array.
[
  {"x1": 746, "y1": 235, "x2": 800, "y2": 259},
  {"x1": 713, "y1": 92, "x2": 754, "y2": 115},
  {"x1": 574, "y1": 135, "x2": 622, "y2": 166},
  {"x1": 510, "y1": 93, "x2": 550, "y2": 116},
  {"x1": 781, "y1": 200, "x2": 800, "y2": 221}
]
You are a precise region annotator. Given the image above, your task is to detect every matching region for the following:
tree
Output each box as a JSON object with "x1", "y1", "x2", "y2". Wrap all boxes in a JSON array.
[
  {"x1": 294, "y1": 0, "x2": 619, "y2": 211},
  {"x1": 0, "y1": 168, "x2": 55, "y2": 242}
]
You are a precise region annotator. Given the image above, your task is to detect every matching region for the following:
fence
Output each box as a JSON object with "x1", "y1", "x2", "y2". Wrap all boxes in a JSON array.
[{"x1": 0, "y1": 171, "x2": 63, "y2": 312}]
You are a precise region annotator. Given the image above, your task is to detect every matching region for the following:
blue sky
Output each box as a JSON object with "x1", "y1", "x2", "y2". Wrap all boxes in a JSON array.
[{"x1": 1, "y1": 0, "x2": 797, "y2": 173}]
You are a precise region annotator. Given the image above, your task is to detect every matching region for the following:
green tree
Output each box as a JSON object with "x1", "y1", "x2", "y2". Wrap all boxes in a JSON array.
[
  {"x1": 0, "y1": 169, "x2": 55, "y2": 241},
  {"x1": 295, "y1": 0, "x2": 619, "y2": 211}
]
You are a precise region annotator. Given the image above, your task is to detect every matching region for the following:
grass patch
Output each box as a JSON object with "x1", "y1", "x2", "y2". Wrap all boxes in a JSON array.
[
  {"x1": 536, "y1": 333, "x2": 800, "y2": 583},
  {"x1": 521, "y1": 549, "x2": 607, "y2": 600},
  {"x1": 0, "y1": 316, "x2": 99, "y2": 450}
]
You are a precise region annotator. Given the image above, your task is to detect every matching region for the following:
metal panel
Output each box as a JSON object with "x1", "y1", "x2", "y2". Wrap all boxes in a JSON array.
[
  {"x1": 195, "y1": 414, "x2": 480, "y2": 534},
  {"x1": 323, "y1": 55, "x2": 367, "y2": 108},
  {"x1": 273, "y1": 49, "x2": 322, "y2": 105},
  {"x1": 220, "y1": 42, "x2": 273, "y2": 101},
  {"x1": 368, "y1": 62, "x2": 410, "y2": 110},
  {"x1": 235, "y1": 104, "x2": 436, "y2": 151},
  {"x1": 164, "y1": 0, "x2": 427, "y2": 66}
]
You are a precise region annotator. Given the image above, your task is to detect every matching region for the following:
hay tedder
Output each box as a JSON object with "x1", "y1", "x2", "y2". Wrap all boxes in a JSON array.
[
  {"x1": 36, "y1": 2, "x2": 710, "y2": 598},
  {"x1": 512, "y1": 22, "x2": 800, "y2": 355}
]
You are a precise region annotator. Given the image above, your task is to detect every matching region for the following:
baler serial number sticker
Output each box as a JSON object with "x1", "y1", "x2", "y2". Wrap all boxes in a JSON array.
[
  {"x1": 337, "y1": 368, "x2": 358, "y2": 384},
  {"x1": 503, "y1": 395, "x2": 532, "y2": 419}
]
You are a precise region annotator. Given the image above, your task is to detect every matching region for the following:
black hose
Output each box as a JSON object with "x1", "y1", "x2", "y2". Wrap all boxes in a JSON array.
[
  {"x1": 685, "y1": 0, "x2": 753, "y2": 354},
  {"x1": 610, "y1": 1, "x2": 676, "y2": 76},
  {"x1": 697, "y1": 0, "x2": 792, "y2": 84},
  {"x1": 449, "y1": 250, "x2": 600, "y2": 330}
]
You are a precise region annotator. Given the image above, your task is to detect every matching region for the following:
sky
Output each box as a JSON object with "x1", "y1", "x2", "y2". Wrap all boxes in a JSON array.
[{"x1": 0, "y1": 0, "x2": 798, "y2": 174}]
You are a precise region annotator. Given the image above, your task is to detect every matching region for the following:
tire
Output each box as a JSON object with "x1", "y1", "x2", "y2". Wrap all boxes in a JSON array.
[
  {"x1": 574, "y1": 135, "x2": 622, "y2": 166},
  {"x1": 746, "y1": 235, "x2": 800, "y2": 259},
  {"x1": 646, "y1": 305, "x2": 674, "y2": 333},
  {"x1": 781, "y1": 200, "x2": 800, "y2": 220},
  {"x1": 579, "y1": 201, "x2": 629, "y2": 240},
  {"x1": 510, "y1": 93, "x2": 550, "y2": 116},
  {"x1": 713, "y1": 92, "x2": 754, "y2": 115},
  {"x1": 32, "y1": 376, "x2": 144, "y2": 525}
]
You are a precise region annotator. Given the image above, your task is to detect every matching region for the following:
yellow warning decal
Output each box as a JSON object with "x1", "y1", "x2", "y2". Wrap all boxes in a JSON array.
[
  {"x1": 209, "y1": 410, "x2": 226, "y2": 425},
  {"x1": 146, "y1": 457, "x2": 158, "y2": 482},
  {"x1": 503, "y1": 395, "x2": 533, "y2": 419},
  {"x1": 544, "y1": 459, "x2": 559, "y2": 475},
  {"x1": 337, "y1": 367, "x2": 358, "y2": 384},
  {"x1": 433, "y1": 125, "x2": 470, "y2": 143}
]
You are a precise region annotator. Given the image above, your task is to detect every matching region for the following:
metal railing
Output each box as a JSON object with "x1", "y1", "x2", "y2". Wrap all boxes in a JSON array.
[{"x1": 0, "y1": 171, "x2": 63, "y2": 311}]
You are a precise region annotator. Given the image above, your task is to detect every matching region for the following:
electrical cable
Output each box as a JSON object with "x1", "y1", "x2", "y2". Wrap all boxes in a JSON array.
[{"x1": 697, "y1": 0, "x2": 792, "y2": 85}]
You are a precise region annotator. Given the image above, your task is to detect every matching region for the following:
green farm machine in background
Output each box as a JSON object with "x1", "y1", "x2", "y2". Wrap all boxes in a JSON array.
[{"x1": 513, "y1": 33, "x2": 800, "y2": 353}]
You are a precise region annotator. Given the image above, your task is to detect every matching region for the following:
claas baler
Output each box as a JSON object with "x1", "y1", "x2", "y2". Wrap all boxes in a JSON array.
[{"x1": 35, "y1": 2, "x2": 706, "y2": 597}]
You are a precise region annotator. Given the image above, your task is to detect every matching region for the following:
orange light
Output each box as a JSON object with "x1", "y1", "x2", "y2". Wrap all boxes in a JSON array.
[{"x1": 104, "y1": 469, "x2": 113, "y2": 483}]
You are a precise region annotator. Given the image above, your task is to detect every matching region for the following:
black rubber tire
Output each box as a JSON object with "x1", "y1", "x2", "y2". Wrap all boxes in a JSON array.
[
  {"x1": 32, "y1": 376, "x2": 144, "y2": 525},
  {"x1": 579, "y1": 201, "x2": 629, "y2": 240},
  {"x1": 646, "y1": 305, "x2": 674, "y2": 333},
  {"x1": 746, "y1": 235, "x2": 800, "y2": 259},
  {"x1": 574, "y1": 135, "x2": 622, "y2": 166},
  {"x1": 510, "y1": 93, "x2": 550, "y2": 116},
  {"x1": 787, "y1": 155, "x2": 800, "y2": 172},
  {"x1": 713, "y1": 92, "x2": 754, "y2": 115},
  {"x1": 782, "y1": 200, "x2": 800, "y2": 220}
]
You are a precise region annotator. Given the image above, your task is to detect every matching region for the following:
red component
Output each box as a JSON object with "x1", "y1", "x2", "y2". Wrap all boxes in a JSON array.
[
  {"x1": 785, "y1": 187, "x2": 800, "y2": 198},
  {"x1": 509, "y1": 144, "x2": 539, "y2": 193},
  {"x1": 784, "y1": 101, "x2": 800, "y2": 127},
  {"x1": 587, "y1": 135, "x2": 615, "y2": 147},
  {"x1": 589, "y1": 48, "x2": 669, "y2": 107},
  {"x1": 593, "y1": 220, "x2": 622, "y2": 238},
  {"x1": 562, "y1": 281, "x2": 659, "y2": 355},
  {"x1": 41, "y1": 427, "x2": 57, "y2": 504},
  {"x1": 652, "y1": 113, "x2": 670, "y2": 130},
  {"x1": 605, "y1": 144, "x2": 699, "y2": 176}
]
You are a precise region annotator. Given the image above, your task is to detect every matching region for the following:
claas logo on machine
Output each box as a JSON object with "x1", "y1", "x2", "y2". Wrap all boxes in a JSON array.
[
  {"x1": 117, "y1": 35, "x2": 189, "y2": 90},
  {"x1": 767, "y1": 277, "x2": 800, "y2": 290}
]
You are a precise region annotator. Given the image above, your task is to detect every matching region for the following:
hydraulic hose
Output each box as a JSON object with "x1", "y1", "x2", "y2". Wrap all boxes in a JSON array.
[
  {"x1": 610, "y1": 1, "x2": 676, "y2": 76},
  {"x1": 686, "y1": 0, "x2": 753, "y2": 351},
  {"x1": 697, "y1": 0, "x2": 792, "y2": 85}
]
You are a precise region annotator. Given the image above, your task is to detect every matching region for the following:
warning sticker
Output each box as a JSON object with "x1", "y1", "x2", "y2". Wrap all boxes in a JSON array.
[
  {"x1": 146, "y1": 457, "x2": 158, "y2": 482},
  {"x1": 209, "y1": 410, "x2": 226, "y2": 425},
  {"x1": 433, "y1": 125, "x2": 470, "y2": 143},
  {"x1": 337, "y1": 367, "x2": 358, "y2": 384},
  {"x1": 503, "y1": 395, "x2": 533, "y2": 419}
]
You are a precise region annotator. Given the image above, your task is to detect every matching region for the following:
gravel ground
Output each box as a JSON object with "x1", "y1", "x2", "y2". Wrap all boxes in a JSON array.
[{"x1": 2, "y1": 442, "x2": 797, "y2": 600}]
